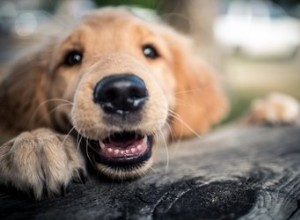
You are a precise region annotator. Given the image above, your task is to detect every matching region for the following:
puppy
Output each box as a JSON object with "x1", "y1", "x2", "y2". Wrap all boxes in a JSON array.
[{"x1": 0, "y1": 7, "x2": 229, "y2": 199}]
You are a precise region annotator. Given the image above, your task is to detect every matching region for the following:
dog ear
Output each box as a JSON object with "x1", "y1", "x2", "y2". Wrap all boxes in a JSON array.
[
  {"x1": 162, "y1": 29, "x2": 228, "y2": 140},
  {"x1": 0, "y1": 43, "x2": 53, "y2": 136}
]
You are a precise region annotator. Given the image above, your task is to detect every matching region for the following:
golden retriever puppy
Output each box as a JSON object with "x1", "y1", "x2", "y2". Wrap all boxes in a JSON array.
[{"x1": 0, "y1": 7, "x2": 229, "y2": 199}]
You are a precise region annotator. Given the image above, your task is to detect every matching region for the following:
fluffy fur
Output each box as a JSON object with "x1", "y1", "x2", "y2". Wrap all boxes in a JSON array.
[{"x1": 0, "y1": 7, "x2": 228, "y2": 199}]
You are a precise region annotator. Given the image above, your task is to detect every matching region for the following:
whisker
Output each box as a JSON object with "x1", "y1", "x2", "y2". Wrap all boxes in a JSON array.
[
  {"x1": 38, "y1": 98, "x2": 73, "y2": 107},
  {"x1": 60, "y1": 126, "x2": 76, "y2": 148},
  {"x1": 77, "y1": 132, "x2": 84, "y2": 152},
  {"x1": 47, "y1": 103, "x2": 73, "y2": 116},
  {"x1": 158, "y1": 130, "x2": 169, "y2": 172},
  {"x1": 30, "y1": 98, "x2": 73, "y2": 124},
  {"x1": 164, "y1": 120, "x2": 175, "y2": 141},
  {"x1": 172, "y1": 97, "x2": 205, "y2": 108},
  {"x1": 85, "y1": 139, "x2": 94, "y2": 167},
  {"x1": 168, "y1": 109, "x2": 203, "y2": 140},
  {"x1": 148, "y1": 166, "x2": 158, "y2": 175},
  {"x1": 175, "y1": 87, "x2": 209, "y2": 95}
]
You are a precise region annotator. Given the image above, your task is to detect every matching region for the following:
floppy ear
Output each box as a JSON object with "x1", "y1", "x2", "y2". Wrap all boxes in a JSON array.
[
  {"x1": 163, "y1": 29, "x2": 228, "y2": 140},
  {"x1": 0, "y1": 43, "x2": 53, "y2": 136}
]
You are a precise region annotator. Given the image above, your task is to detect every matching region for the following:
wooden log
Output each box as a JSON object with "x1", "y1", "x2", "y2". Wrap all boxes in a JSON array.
[{"x1": 0, "y1": 124, "x2": 300, "y2": 220}]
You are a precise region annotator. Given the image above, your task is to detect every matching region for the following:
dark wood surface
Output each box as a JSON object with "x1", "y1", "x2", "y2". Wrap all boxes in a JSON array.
[{"x1": 1, "y1": 124, "x2": 300, "y2": 220}]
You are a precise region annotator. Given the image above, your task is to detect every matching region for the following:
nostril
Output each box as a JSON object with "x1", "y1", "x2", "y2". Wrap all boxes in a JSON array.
[
  {"x1": 129, "y1": 87, "x2": 145, "y2": 99},
  {"x1": 103, "y1": 88, "x2": 118, "y2": 102},
  {"x1": 93, "y1": 74, "x2": 148, "y2": 114}
]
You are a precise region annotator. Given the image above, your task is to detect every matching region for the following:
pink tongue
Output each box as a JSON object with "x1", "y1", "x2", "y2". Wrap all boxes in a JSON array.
[{"x1": 100, "y1": 137, "x2": 147, "y2": 158}]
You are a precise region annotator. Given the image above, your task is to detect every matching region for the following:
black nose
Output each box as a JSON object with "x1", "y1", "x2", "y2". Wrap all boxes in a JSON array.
[{"x1": 93, "y1": 74, "x2": 148, "y2": 115}]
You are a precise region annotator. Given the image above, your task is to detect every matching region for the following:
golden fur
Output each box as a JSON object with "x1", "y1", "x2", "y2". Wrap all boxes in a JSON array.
[{"x1": 0, "y1": 7, "x2": 227, "y2": 199}]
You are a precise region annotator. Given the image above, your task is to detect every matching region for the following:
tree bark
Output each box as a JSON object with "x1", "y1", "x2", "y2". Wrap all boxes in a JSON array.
[{"x1": 1, "y1": 124, "x2": 300, "y2": 220}]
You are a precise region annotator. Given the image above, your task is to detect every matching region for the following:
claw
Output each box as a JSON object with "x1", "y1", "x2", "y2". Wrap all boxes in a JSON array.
[{"x1": 27, "y1": 186, "x2": 43, "y2": 200}]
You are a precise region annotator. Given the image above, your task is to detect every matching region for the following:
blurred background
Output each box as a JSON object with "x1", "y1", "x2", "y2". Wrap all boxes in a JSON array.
[{"x1": 0, "y1": 0, "x2": 300, "y2": 122}]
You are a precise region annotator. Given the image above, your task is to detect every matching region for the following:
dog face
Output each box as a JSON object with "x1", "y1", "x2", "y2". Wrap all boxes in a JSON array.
[
  {"x1": 4, "y1": 8, "x2": 227, "y2": 179},
  {"x1": 48, "y1": 8, "x2": 177, "y2": 178}
]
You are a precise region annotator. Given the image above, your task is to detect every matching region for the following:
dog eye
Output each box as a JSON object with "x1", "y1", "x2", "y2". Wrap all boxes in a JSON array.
[
  {"x1": 64, "y1": 50, "x2": 83, "y2": 66},
  {"x1": 142, "y1": 44, "x2": 159, "y2": 59}
]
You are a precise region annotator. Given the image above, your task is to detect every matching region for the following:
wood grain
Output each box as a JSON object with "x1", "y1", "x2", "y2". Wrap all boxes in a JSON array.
[{"x1": 0, "y1": 125, "x2": 300, "y2": 220}]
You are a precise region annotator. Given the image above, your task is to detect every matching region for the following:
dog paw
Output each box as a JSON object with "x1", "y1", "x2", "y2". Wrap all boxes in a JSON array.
[
  {"x1": 0, "y1": 129, "x2": 86, "y2": 199},
  {"x1": 248, "y1": 93, "x2": 300, "y2": 125}
]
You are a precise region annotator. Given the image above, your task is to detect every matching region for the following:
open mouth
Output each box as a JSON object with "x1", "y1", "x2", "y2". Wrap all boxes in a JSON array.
[{"x1": 85, "y1": 131, "x2": 153, "y2": 169}]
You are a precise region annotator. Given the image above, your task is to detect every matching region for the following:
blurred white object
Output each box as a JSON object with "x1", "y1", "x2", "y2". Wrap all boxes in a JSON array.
[
  {"x1": 214, "y1": 0, "x2": 300, "y2": 58},
  {"x1": 55, "y1": 0, "x2": 95, "y2": 21},
  {"x1": 14, "y1": 10, "x2": 50, "y2": 37}
]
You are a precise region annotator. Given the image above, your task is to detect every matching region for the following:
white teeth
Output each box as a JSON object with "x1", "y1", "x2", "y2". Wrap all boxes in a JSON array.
[{"x1": 99, "y1": 134, "x2": 148, "y2": 156}]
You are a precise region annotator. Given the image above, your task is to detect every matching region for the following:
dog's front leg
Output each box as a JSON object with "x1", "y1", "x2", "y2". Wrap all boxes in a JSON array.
[
  {"x1": 247, "y1": 93, "x2": 300, "y2": 125},
  {"x1": 0, "y1": 128, "x2": 86, "y2": 199}
]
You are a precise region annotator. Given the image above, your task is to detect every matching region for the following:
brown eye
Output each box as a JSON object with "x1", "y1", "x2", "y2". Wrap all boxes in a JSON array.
[
  {"x1": 64, "y1": 50, "x2": 83, "y2": 66},
  {"x1": 142, "y1": 44, "x2": 159, "y2": 59}
]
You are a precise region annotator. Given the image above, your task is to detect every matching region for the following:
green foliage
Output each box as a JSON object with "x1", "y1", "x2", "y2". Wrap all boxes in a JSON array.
[{"x1": 93, "y1": 0, "x2": 162, "y2": 10}]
